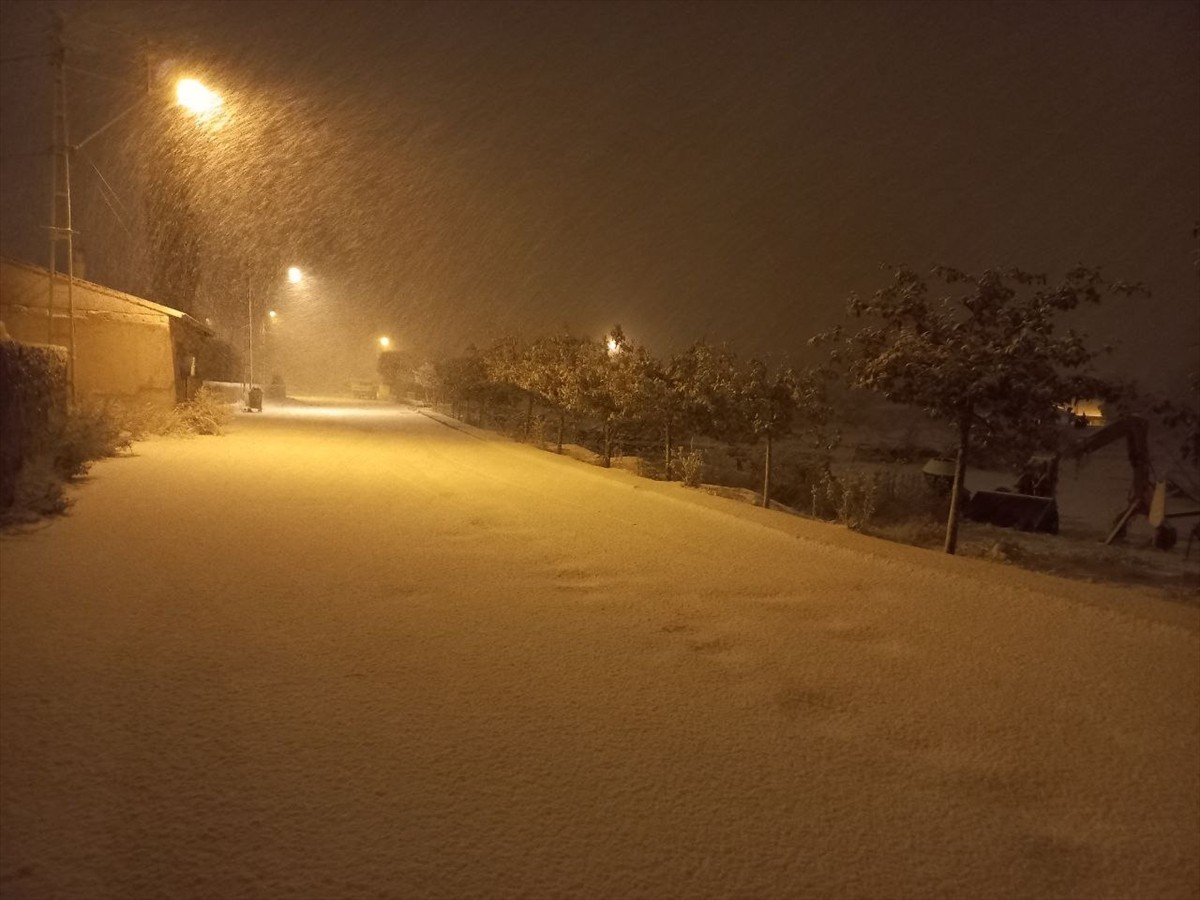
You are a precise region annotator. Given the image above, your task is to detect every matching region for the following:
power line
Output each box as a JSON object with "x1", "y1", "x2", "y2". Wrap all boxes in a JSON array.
[
  {"x1": 69, "y1": 17, "x2": 141, "y2": 44},
  {"x1": 65, "y1": 64, "x2": 142, "y2": 89},
  {"x1": 77, "y1": 149, "x2": 134, "y2": 237},
  {"x1": 77, "y1": 147, "x2": 133, "y2": 217},
  {"x1": 64, "y1": 39, "x2": 141, "y2": 65}
]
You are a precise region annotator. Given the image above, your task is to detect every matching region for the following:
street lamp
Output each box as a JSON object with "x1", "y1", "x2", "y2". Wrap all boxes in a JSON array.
[
  {"x1": 44, "y1": 15, "x2": 225, "y2": 401},
  {"x1": 175, "y1": 78, "x2": 223, "y2": 117},
  {"x1": 249, "y1": 270, "x2": 307, "y2": 401},
  {"x1": 245, "y1": 270, "x2": 303, "y2": 403},
  {"x1": 379, "y1": 336, "x2": 391, "y2": 349}
]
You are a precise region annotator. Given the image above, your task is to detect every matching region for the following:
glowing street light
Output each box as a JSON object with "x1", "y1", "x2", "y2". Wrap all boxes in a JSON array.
[
  {"x1": 50, "y1": 63, "x2": 225, "y2": 398},
  {"x1": 245, "y1": 272, "x2": 299, "y2": 406},
  {"x1": 379, "y1": 336, "x2": 391, "y2": 349},
  {"x1": 606, "y1": 337, "x2": 620, "y2": 355},
  {"x1": 175, "y1": 78, "x2": 223, "y2": 117}
]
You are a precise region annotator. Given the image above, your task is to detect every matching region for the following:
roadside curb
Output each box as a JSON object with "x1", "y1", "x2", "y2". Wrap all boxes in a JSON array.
[{"x1": 416, "y1": 408, "x2": 490, "y2": 441}]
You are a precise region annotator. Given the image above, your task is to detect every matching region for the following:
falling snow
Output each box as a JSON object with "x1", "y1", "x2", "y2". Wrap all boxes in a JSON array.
[{"x1": 1, "y1": 1, "x2": 1197, "y2": 394}]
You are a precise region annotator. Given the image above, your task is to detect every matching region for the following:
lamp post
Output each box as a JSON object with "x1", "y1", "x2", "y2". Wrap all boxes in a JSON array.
[
  {"x1": 44, "y1": 32, "x2": 225, "y2": 402},
  {"x1": 271, "y1": 268, "x2": 302, "y2": 393},
  {"x1": 244, "y1": 270, "x2": 255, "y2": 403},
  {"x1": 245, "y1": 268, "x2": 302, "y2": 404},
  {"x1": 376, "y1": 337, "x2": 395, "y2": 400}
]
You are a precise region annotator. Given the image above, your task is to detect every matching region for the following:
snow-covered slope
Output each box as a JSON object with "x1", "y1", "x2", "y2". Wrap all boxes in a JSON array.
[{"x1": 2, "y1": 403, "x2": 1196, "y2": 899}]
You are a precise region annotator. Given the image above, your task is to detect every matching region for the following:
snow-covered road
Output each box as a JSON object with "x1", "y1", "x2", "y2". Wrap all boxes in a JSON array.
[{"x1": 2, "y1": 401, "x2": 1197, "y2": 900}]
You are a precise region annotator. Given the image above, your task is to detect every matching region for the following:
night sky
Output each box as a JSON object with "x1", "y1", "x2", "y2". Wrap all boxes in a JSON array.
[{"x1": 2, "y1": 0, "x2": 1197, "y2": 392}]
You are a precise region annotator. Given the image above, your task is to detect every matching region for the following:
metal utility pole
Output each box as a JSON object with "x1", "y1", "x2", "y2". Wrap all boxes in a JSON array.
[
  {"x1": 243, "y1": 272, "x2": 264, "y2": 411},
  {"x1": 247, "y1": 276, "x2": 255, "y2": 390},
  {"x1": 47, "y1": 12, "x2": 76, "y2": 401}
]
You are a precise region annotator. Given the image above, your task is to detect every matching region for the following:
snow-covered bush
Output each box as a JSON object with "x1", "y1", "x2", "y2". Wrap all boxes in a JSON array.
[
  {"x1": 669, "y1": 446, "x2": 705, "y2": 487},
  {"x1": 0, "y1": 402, "x2": 127, "y2": 527},
  {"x1": 53, "y1": 403, "x2": 131, "y2": 478},
  {"x1": 1, "y1": 457, "x2": 72, "y2": 526},
  {"x1": 173, "y1": 387, "x2": 232, "y2": 436},
  {"x1": 793, "y1": 467, "x2": 941, "y2": 532},
  {"x1": 0, "y1": 340, "x2": 68, "y2": 510},
  {"x1": 826, "y1": 470, "x2": 878, "y2": 530},
  {"x1": 866, "y1": 471, "x2": 944, "y2": 524}
]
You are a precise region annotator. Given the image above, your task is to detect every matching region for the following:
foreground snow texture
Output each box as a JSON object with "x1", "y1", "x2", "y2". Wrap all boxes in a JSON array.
[{"x1": 2, "y1": 403, "x2": 1197, "y2": 900}]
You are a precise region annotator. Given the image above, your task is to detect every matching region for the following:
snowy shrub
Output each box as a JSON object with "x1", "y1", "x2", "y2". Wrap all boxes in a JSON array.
[
  {"x1": 173, "y1": 387, "x2": 232, "y2": 435},
  {"x1": 767, "y1": 457, "x2": 835, "y2": 516},
  {"x1": 0, "y1": 340, "x2": 68, "y2": 510},
  {"x1": 54, "y1": 403, "x2": 131, "y2": 478},
  {"x1": 867, "y1": 471, "x2": 943, "y2": 524},
  {"x1": 877, "y1": 517, "x2": 946, "y2": 548},
  {"x1": 791, "y1": 465, "x2": 942, "y2": 531},
  {"x1": 696, "y1": 445, "x2": 754, "y2": 490},
  {"x1": 830, "y1": 470, "x2": 878, "y2": 530},
  {"x1": 669, "y1": 446, "x2": 705, "y2": 487},
  {"x1": 1, "y1": 396, "x2": 129, "y2": 526},
  {"x1": 108, "y1": 401, "x2": 181, "y2": 440},
  {"x1": 83, "y1": 392, "x2": 230, "y2": 439},
  {"x1": 807, "y1": 468, "x2": 872, "y2": 527},
  {"x1": 1, "y1": 456, "x2": 72, "y2": 525},
  {"x1": 0, "y1": 381, "x2": 230, "y2": 528}
]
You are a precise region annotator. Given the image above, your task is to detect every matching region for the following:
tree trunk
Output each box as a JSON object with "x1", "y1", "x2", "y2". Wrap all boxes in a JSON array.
[
  {"x1": 602, "y1": 420, "x2": 612, "y2": 468},
  {"x1": 556, "y1": 413, "x2": 565, "y2": 454},
  {"x1": 524, "y1": 393, "x2": 534, "y2": 440},
  {"x1": 943, "y1": 412, "x2": 972, "y2": 555},
  {"x1": 762, "y1": 432, "x2": 772, "y2": 508}
]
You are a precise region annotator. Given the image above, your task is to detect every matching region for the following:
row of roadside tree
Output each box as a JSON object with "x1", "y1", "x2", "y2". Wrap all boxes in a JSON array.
[{"x1": 382, "y1": 264, "x2": 1172, "y2": 554}]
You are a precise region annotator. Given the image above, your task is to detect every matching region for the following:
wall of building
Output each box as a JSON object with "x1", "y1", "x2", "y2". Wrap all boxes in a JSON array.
[{"x1": 0, "y1": 259, "x2": 185, "y2": 406}]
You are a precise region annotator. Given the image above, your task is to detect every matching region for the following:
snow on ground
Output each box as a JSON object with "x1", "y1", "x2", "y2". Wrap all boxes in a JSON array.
[{"x1": 1, "y1": 401, "x2": 1197, "y2": 900}]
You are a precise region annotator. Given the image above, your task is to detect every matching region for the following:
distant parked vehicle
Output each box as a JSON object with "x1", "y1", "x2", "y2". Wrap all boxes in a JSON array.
[{"x1": 350, "y1": 381, "x2": 378, "y2": 400}]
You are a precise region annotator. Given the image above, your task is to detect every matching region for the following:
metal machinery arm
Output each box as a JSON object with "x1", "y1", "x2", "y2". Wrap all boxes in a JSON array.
[{"x1": 1064, "y1": 415, "x2": 1154, "y2": 518}]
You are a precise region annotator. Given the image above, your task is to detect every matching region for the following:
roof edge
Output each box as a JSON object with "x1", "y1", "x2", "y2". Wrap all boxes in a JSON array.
[{"x1": 1, "y1": 256, "x2": 213, "y2": 336}]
